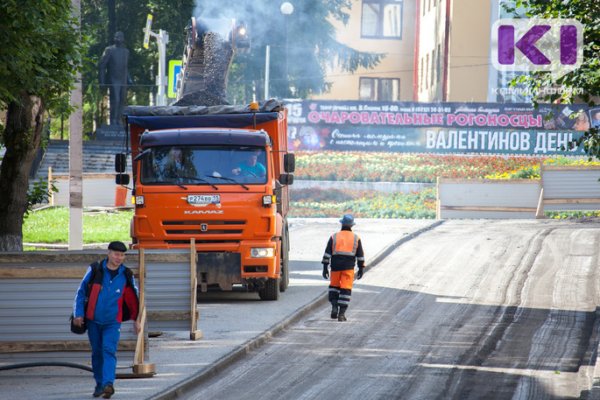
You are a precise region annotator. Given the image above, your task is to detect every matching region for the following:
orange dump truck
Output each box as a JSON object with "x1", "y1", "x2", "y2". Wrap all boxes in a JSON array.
[{"x1": 117, "y1": 100, "x2": 294, "y2": 300}]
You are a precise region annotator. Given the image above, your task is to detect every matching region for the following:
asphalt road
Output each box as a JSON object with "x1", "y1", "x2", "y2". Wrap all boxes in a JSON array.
[
  {"x1": 0, "y1": 218, "x2": 435, "y2": 400},
  {"x1": 177, "y1": 219, "x2": 600, "y2": 400}
]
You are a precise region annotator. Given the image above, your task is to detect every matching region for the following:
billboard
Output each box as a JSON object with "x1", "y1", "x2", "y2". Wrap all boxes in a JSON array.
[{"x1": 287, "y1": 100, "x2": 591, "y2": 155}]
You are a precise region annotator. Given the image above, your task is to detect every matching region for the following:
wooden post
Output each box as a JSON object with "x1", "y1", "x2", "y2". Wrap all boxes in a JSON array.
[
  {"x1": 189, "y1": 238, "x2": 202, "y2": 340},
  {"x1": 536, "y1": 161, "x2": 545, "y2": 219},
  {"x1": 133, "y1": 248, "x2": 156, "y2": 375},
  {"x1": 48, "y1": 166, "x2": 54, "y2": 206},
  {"x1": 436, "y1": 176, "x2": 441, "y2": 219}
]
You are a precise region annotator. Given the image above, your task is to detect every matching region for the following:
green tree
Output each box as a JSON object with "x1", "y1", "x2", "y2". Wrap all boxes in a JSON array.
[
  {"x1": 0, "y1": 0, "x2": 82, "y2": 251},
  {"x1": 194, "y1": 0, "x2": 384, "y2": 100},
  {"x1": 507, "y1": 0, "x2": 600, "y2": 158},
  {"x1": 81, "y1": 0, "x2": 194, "y2": 134}
]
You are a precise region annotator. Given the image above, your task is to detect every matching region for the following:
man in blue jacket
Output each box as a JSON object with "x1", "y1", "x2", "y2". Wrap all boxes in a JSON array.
[{"x1": 73, "y1": 241, "x2": 140, "y2": 399}]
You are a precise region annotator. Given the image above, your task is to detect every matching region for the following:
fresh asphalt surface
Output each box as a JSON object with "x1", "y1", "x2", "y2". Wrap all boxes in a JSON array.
[
  {"x1": 0, "y1": 218, "x2": 437, "y2": 399},
  {"x1": 176, "y1": 219, "x2": 600, "y2": 400},
  {"x1": 3, "y1": 219, "x2": 600, "y2": 399}
]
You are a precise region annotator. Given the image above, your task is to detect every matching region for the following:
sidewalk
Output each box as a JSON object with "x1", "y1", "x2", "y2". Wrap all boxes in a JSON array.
[{"x1": 0, "y1": 219, "x2": 441, "y2": 400}]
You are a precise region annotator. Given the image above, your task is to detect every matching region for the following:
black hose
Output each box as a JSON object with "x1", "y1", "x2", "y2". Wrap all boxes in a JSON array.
[
  {"x1": 0, "y1": 361, "x2": 92, "y2": 372},
  {"x1": 0, "y1": 362, "x2": 138, "y2": 378}
]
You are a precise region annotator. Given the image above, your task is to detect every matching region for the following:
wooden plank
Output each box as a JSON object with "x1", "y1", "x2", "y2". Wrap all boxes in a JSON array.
[
  {"x1": 134, "y1": 248, "x2": 146, "y2": 367},
  {"x1": 190, "y1": 239, "x2": 197, "y2": 334},
  {"x1": 0, "y1": 340, "x2": 137, "y2": 353},
  {"x1": 0, "y1": 252, "x2": 117, "y2": 264},
  {"x1": 438, "y1": 178, "x2": 540, "y2": 184},
  {"x1": 134, "y1": 308, "x2": 147, "y2": 366},
  {"x1": 52, "y1": 173, "x2": 117, "y2": 179},
  {"x1": 136, "y1": 251, "x2": 191, "y2": 263},
  {"x1": 544, "y1": 198, "x2": 600, "y2": 204},
  {"x1": 436, "y1": 177, "x2": 441, "y2": 220},
  {"x1": 441, "y1": 206, "x2": 537, "y2": 212},
  {"x1": 0, "y1": 266, "x2": 139, "y2": 279},
  {"x1": 543, "y1": 165, "x2": 600, "y2": 171},
  {"x1": 536, "y1": 188, "x2": 545, "y2": 219},
  {"x1": 147, "y1": 310, "x2": 196, "y2": 321}
]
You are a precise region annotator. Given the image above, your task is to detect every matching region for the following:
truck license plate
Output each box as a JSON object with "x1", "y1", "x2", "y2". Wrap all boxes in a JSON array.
[{"x1": 187, "y1": 194, "x2": 220, "y2": 205}]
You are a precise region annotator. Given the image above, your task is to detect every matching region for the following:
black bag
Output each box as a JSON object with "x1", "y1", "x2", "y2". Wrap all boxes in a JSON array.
[
  {"x1": 70, "y1": 314, "x2": 87, "y2": 335},
  {"x1": 70, "y1": 261, "x2": 100, "y2": 335}
]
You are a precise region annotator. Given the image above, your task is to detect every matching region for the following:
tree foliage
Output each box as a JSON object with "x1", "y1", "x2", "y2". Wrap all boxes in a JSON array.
[
  {"x1": 0, "y1": 1, "x2": 81, "y2": 109},
  {"x1": 79, "y1": 0, "x2": 383, "y2": 118},
  {"x1": 197, "y1": 0, "x2": 383, "y2": 99},
  {"x1": 505, "y1": 0, "x2": 600, "y2": 158},
  {"x1": 81, "y1": 0, "x2": 194, "y2": 133},
  {"x1": 0, "y1": 0, "x2": 82, "y2": 251}
]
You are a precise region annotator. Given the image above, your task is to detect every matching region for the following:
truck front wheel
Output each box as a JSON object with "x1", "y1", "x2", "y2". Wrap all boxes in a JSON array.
[{"x1": 259, "y1": 278, "x2": 279, "y2": 300}]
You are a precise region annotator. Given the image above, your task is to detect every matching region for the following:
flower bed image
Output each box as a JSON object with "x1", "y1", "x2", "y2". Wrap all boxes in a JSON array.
[
  {"x1": 290, "y1": 152, "x2": 599, "y2": 219},
  {"x1": 294, "y1": 152, "x2": 543, "y2": 183},
  {"x1": 289, "y1": 187, "x2": 436, "y2": 219},
  {"x1": 483, "y1": 156, "x2": 600, "y2": 180}
]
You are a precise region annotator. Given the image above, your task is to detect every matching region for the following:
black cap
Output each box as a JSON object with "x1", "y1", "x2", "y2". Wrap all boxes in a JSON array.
[{"x1": 108, "y1": 241, "x2": 127, "y2": 252}]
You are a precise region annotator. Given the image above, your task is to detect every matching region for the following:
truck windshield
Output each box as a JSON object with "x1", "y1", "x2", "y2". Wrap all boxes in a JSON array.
[{"x1": 140, "y1": 145, "x2": 268, "y2": 185}]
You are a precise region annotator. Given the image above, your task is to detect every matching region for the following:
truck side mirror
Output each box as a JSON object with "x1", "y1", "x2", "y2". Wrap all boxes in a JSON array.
[
  {"x1": 115, "y1": 153, "x2": 127, "y2": 173},
  {"x1": 116, "y1": 174, "x2": 130, "y2": 186},
  {"x1": 283, "y1": 153, "x2": 295, "y2": 173},
  {"x1": 279, "y1": 173, "x2": 294, "y2": 185}
]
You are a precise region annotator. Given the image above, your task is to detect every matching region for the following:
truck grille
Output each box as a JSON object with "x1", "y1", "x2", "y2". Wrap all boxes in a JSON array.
[{"x1": 162, "y1": 219, "x2": 245, "y2": 237}]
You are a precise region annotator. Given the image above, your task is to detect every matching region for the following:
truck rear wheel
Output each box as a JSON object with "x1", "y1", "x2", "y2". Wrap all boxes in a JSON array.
[{"x1": 259, "y1": 278, "x2": 279, "y2": 300}]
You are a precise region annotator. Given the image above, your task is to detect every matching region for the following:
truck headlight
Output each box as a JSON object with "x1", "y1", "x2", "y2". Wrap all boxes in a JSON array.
[
  {"x1": 135, "y1": 196, "x2": 145, "y2": 207},
  {"x1": 251, "y1": 248, "x2": 274, "y2": 258},
  {"x1": 262, "y1": 195, "x2": 275, "y2": 207}
]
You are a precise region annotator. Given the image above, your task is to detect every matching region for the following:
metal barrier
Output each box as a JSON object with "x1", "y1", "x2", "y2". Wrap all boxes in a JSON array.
[
  {"x1": 0, "y1": 251, "x2": 154, "y2": 376},
  {"x1": 536, "y1": 165, "x2": 600, "y2": 217},
  {"x1": 141, "y1": 241, "x2": 202, "y2": 340},
  {"x1": 437, "y1": 177, "x2": 541, "y2": 219},
  {"x1": 51, "y1": 173, "x2": 132, "y2": 208},
  {"x1": 437, "y1": 165, "x2": 600, "y2": 219}
]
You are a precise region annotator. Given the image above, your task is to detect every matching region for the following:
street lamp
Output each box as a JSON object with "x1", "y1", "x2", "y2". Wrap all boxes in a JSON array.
[
  {"x1": 280, "y1": 1, "x2": 294, "y2": 15},
  {"x1": 280, "y1": 2, "x2": 294, "y2": 97}
]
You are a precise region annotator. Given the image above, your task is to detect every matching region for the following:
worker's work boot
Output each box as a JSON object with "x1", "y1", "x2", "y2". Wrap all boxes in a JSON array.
[
  {"x1": 93, "y1": 385, "x2": 103, "y2": 398},
  {"x1": 331, "y1": 304, "x2": 339, "y2": 319},
  {"x1": 102, "y1": 384, "x2": 115, "y2": 399},
  {"x1": 337, "y1": 308, "x2": 347, "y2": 322}
]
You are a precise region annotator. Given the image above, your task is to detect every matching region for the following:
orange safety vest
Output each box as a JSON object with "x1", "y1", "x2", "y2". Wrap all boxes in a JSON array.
[{"x1": 331, "y1": 231, "x2": 360, "y2": 257}]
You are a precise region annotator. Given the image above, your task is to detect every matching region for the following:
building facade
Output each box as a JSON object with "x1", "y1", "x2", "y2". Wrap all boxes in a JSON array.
[
  {"x1": 312, "y1": 0, "x2": 415, "y2": 102},
  {"x1": 313, "y1": 0, "x2": 524, "y2": 103}
]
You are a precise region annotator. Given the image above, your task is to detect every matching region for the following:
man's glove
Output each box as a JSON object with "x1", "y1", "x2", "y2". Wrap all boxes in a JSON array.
[
  {"x1": 322, "y1": 264, "x2": 329, "y2": 279},
  {"x1": 356, "y1": 266, "x2": 364, "y2": 280}
]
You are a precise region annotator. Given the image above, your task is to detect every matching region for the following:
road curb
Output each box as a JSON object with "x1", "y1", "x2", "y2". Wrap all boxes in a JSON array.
[{"x1": 150, "y1": 220, "x2": 444, "y2": 400}]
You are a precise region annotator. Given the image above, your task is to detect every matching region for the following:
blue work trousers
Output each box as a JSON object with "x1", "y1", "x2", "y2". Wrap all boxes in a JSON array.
[{"x1": 87, "y1": 320, "x2": 121, "y2": 387}]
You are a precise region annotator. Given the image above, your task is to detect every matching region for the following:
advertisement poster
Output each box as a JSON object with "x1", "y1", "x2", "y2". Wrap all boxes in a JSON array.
[{"x1": 286, "y1": 100, "x2": 591, "y2": 155}]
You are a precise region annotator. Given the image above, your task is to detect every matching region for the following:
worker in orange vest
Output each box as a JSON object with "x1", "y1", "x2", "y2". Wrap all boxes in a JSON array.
[{"x1": 322, "y1": 214, "x2": 365, "y2": 321}]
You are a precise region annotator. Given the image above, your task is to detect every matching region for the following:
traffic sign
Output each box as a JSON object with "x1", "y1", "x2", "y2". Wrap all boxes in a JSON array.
[{"x1": 168, "y1": 60, "x2": 182, "y2": 99}]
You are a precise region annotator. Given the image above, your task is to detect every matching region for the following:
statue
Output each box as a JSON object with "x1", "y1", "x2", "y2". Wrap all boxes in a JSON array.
[{"x1": 99, "y1": 31, "x2": 130, "y2": 125}]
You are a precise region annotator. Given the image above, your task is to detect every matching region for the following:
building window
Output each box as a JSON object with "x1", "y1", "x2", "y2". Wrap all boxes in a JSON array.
[
  {"x1": 362, "y1": 0, "x2": 403, "y2": 39},
  {"x1": 359, "y1": 77, "x2": 400, "y2": 101}
]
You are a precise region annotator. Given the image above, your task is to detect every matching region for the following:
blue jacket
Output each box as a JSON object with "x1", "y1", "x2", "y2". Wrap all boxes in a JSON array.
[{"x1": 73, "y1": 259, "x2": 139, "y2": 324}]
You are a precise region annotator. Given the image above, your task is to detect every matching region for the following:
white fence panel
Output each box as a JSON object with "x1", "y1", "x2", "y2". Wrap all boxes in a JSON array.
[
  {"x1": 541, "y1": 166, "x2": 600, "y2": 211},
  {"x1": 437, "y1": 179, "x2": 541, "y2": 219}
]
